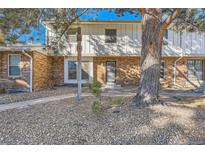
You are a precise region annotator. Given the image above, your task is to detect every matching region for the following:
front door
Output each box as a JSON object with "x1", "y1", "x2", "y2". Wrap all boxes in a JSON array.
[{"x1": 106, "y1": 61, "x2": 116, "y2": 83}]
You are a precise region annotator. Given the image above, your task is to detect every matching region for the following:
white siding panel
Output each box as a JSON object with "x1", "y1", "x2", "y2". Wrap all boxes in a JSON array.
[{"x1": 47, "y1": 22, "x2": 205, "y2": 56}]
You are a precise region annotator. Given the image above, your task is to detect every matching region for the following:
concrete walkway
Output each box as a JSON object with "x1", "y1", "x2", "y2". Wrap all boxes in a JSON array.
[
  {"x1": 0, "y1": 92, "x2": 136, "y2": 112},
  {"x1": 0, "y1": 93, "x2": 88, "y2": 112}
]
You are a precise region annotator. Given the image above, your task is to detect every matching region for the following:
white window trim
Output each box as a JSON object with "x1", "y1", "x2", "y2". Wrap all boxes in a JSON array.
[
  {"x1": 8, "y1": 54, "x2": 21, "y2": 78},
  {"x1": 160, "y1": 61, "x2": 166, "y2": 80},
  {"x1": 68, "y1": 28, "x2": 78, "y2": 44},
  {"x1": 64, "y1": 57, "x2": 93, "y2": 84}
]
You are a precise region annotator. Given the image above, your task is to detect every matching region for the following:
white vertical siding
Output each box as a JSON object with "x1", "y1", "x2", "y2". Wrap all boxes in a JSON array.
[
  {"x1": 47, "y1": 22, "x2": 205, "y2": 56},
  {"x1": 62, "y1": 23, "x2": 142, "y2": 56},
  {"x1": 165, "y1": 30, "x2": 205, "y2": 56}
]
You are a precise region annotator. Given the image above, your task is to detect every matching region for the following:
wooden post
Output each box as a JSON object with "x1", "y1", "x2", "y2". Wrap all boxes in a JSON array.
[{"x1": 77, "y1": 27, "x2": 82, "y2": 101}]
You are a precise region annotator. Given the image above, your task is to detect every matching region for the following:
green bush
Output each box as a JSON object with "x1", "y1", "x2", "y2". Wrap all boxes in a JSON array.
[
  {"x1": 92, "y1": 100, "x2": 102, "y2": 113},
  {"x1": 89, "y1": 79, "x2": 102, "y2": 98}
]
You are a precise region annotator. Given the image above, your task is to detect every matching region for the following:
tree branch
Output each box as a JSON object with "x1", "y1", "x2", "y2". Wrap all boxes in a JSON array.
[
  {"x1": 161, "y1": 8, "x2": 181, "y2": 31},
  {"x1": 55, "y1": 8, "x2": 88, "y2": 44}
]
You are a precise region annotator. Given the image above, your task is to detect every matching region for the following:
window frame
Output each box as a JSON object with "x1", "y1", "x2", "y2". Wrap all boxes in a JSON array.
[
  {"x1": 160, "y1": 61, "x2": 166, "y2": 80},
  {"x1": 8, "y1": 54, "x2": 21, "y2": 78},
  {"x1": 105, "y1": 29, "x2": 117, "y2": 43},
  {"x1": 67, "y1": 61, "x2": 77, "y2": 80},
  {"x1": 187, "y1": 59, "x2": 203, "y2": 80},
  {"x1": 68, "y1": 28, "x2": 78, "y2": 44},
  {"x1": 65, "y1": 59, "x2": 92, "y2": 84}
]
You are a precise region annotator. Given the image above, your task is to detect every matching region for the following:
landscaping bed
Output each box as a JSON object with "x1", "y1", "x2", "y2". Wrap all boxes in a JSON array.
[{"x1": 0, "y1": 94, "x2": 205, "y2": 145}]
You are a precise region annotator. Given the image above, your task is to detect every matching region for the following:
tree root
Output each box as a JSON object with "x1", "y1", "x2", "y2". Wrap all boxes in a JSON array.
[{"x1": 133, "y1": 94, "x2": 162, "y2": 107}]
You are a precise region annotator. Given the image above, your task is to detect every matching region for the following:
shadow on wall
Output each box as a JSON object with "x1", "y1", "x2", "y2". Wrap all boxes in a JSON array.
[
  {"x1": 0, "y1": 79, "x2": 29, "y2": 93},
  {"x1": 117, "y1": 64, "x2": 140, "y2": 86},
  {"x1": 88, "y1": 35, "x2": 141, "y2": 56}
]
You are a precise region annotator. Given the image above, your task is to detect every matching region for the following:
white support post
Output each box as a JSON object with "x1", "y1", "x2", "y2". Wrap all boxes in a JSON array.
[{"x1": 77, "y1": 27, "x2": 82, "y2": 101}]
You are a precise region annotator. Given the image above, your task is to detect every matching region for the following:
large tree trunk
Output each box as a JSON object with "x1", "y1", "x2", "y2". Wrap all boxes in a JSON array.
[{"x1": 134, "y1": 9, "x2": 162, "y2": 106}]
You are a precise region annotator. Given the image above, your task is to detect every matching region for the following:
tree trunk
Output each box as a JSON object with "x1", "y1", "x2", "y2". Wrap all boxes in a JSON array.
[{"x1": 134, "y1": 9, "x2": 162, "y2": 106}]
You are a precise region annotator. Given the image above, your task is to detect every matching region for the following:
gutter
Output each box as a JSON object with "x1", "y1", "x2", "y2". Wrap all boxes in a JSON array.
[{"x1": 21, "y1": 50, "x2": 33, "y2": 92}]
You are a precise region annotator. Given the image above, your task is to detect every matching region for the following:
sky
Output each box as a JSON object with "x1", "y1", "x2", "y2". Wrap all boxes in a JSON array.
[{"x1": 18, "y1": 9, "x2": 141, "y2": 45}]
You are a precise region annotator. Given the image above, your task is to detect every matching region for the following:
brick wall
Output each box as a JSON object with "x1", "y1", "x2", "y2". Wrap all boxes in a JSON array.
[
  {"x1": 0, "y1": 51, "x2": 65, "y2": 92},
  {"x1": 0, "y1": 51, "x2": 31, "y2": 90},
  {"x1": 32, "y1": 51, "x2": 51, "y2": 90},
  {"x1": 161, "y1": 57, "x2": 205, "y2": 88},
  {"x1": 94, "y1": 56, "x2": 205, "y2": 88},
  {"x1": 1, "y1": 50, "x2": 205, "y2": 92},
  {"x1": 93, "y1": 56, "x2": 141, "y2": 86},
  {"x1": 49, "y1": 56, "x2": 64, "y2": 86}
]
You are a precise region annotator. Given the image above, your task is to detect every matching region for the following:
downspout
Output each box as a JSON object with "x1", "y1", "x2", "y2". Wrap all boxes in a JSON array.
[
  {"x1": 22, "y1": 50, "x2": 33, "y2": 92},
  {"x1": 173, "y1": 55, "x2": 183, "y2": 85}
]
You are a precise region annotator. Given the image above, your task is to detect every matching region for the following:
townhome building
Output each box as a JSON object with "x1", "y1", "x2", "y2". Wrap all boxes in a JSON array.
[{"x1": 1, "y1": 20, "x2": 205, "y2": 92}]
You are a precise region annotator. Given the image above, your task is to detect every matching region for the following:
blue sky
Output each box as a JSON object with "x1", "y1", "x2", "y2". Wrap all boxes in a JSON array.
[{"x1": 18, "y1": 9, "x2": 141, "y2": 45}]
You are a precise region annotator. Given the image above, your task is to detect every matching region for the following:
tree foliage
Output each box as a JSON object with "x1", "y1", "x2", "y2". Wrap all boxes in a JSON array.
[{"x1": 0, "y1": 8, "x2": 89, "y2": 49}]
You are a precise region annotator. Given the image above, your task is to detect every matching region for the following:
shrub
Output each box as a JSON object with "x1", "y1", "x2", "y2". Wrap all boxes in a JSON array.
[
  {"x1": 89, "y1": 79, "x2": 102, "y2": 98},
  {"x1": 92, "y1": 100, "x2": 102, "y2": 113}
]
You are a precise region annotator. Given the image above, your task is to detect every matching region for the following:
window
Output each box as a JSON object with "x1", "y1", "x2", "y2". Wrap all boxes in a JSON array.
[
  {"x1": 105, "y1": 29, "x2": 117, "y2": 43},
  {"x1": 68, "y1": 28, "x2": 77, "y2": 43},
  {"x1": 160, "y1": 61, "x2": 165, "y2": 79},
  {"x1": 8, "y1": 55, "x2": 21, "y2": 77},
  {"x1": 67, "y1": 61, "x2": 89, "y2": 80},
  {"x1": 68, "y1": 61, "x2": 77, "y2": 80},
  {"x1": 187, "y1": 60, "x2": 203, "y2": 80},
  {"x1": 81, "y1": 61, "x2": 89, "y2": 80}
]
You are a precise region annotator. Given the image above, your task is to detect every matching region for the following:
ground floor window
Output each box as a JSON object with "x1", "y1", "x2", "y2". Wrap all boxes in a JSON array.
[
  {"x1": 160, "y1": 61, "x2": 165, "y2": 79},
  {"x1": 67, "y1": 61, "x2": 89, "y2": 80},
  {"x1": 81, "y1": 61, "x2": 89, "y2": 80},
  {"x1": 187, "y1": 60, "x2": 203, "y2": 80},
  {"x1": 68, "y1": 61, "x2": 77, "y2": 80},
  {"x1": 8, "y1": 55, "x2": 21, "y2": 77},
  {"x1": 65, "y1": 60, "x2": 92, "y2": 83}
]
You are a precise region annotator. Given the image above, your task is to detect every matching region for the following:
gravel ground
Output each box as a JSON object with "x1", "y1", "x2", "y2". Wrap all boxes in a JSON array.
[
  {"x1": 0, "y1": 86, "x2": 90, "y2": 105},
  {"x1": 0, "y1": 96, "x2": 205, "y2": 145}
]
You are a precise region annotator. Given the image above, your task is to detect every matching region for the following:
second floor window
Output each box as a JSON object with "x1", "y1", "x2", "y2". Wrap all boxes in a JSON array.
[
  {"x1": 105, "y1": 29, "x2": 117, "y2": 43},
  {"x1": 68, "y1": 28, "x2": 77, "y2": 43}
]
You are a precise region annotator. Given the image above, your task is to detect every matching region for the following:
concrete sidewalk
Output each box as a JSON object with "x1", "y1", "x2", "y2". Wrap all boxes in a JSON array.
[
  {"x1": 0, "y1": 92, "x2": 135, "y2": 112},
  {"x1": 0, "y1": 94, "x2": 87, "y2": 112}
]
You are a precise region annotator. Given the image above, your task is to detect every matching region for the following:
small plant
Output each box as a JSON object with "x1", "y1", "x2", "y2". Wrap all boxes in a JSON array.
[
  {"x1": 89, "y1": 79, "x2": 102, "y2": 98},
  {"x1": 89, "y1": 79, "x2": 103, "y2": 113},
  {"x1": 91, "y1": 100, "x2": 102, "y2": 113},
  {"x1": 108, "y1": 97, "x2": 123, "y2": 106}
]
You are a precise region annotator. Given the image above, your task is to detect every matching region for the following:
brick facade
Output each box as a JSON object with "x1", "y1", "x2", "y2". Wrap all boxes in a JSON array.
[
  {"x1": 32, "y1": 51, "x2": 52, "y2": 90},
  {"x1": 93, "y1": 56, "x2": 141, "y2": 86},
  {"x1": 94, "y1": 56, "x2": 205, "y2": 88},
  {"x1": 49, "y1": 56, "x2": 64, "y2": 86},
  {"x1": 0, "y1": 51, "x2": 31, "y2": 91},
  {"x1": 1, "y1": 50, "x2": 205, "y2": 93},
  {"x1": 0, "y1": 51, "x2": 65, "y2": 92}
]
